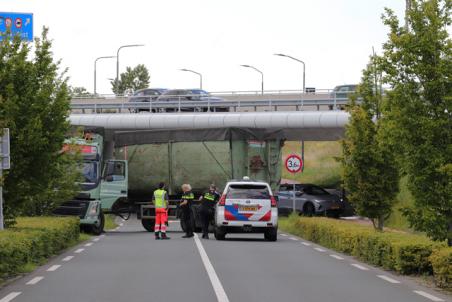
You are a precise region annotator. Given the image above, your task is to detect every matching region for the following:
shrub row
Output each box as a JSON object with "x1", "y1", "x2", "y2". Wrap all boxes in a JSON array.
[
  {"x1": 0, "y1": 217, "x2": 80, "y2": 282},
  {"x1": 279, "y1": 216, "x2": 450, "y2": 288},
  {"x1": 429, "y1": 247, "x2": 452, "y2": 290}
]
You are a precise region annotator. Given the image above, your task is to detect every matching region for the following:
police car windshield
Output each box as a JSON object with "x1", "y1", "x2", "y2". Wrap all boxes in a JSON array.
[{"x1": 226, "y1": 185, "x2": 270, "y2": 199}]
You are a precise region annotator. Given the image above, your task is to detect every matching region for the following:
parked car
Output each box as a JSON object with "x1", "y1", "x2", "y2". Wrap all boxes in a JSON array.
[
  {"x1": 128, "y1": 88, "x2": 168, "y2": 112},
  {"x1": 156, "y1": 89, "x2": 228, "y2": 112},
  {"x1": 329, "y1": 84, "x2": 357, "y2": 110},
  {"x1": 277, "y1": 183, "x2": 345, "y2": 218},
  {"x1": 214, "y1": 177, "x2": 278, "y2": 241}
]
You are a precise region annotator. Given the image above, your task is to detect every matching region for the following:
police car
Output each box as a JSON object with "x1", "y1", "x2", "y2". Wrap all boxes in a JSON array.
[{"x1": 214, "y1": 177, "x2": 278, "y2": 241}]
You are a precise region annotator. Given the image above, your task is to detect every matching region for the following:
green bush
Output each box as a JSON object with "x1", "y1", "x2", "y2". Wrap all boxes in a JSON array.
[
  {"x1": 280, "y1": 216, "x2": 446, "y2": 277},
  {"x1": 0, "y1": 217, "x2": 80, "y2": 282},
  {"x1": 430, "y1": 247, "x2": 452, "y2": 289}
]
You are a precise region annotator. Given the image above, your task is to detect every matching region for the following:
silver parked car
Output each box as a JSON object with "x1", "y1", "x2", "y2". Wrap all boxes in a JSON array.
[
  {"x1": 277, "y1": 183, "x2": 345, "y2": 218},
  {"x1": 128, "y1": 88, "x2": 168, "y2": 113}
]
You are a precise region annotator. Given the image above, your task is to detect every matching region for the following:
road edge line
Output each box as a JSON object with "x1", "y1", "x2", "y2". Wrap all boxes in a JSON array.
[{"x1": 193, "y1": 234, "x2": 230, "y2": 302}]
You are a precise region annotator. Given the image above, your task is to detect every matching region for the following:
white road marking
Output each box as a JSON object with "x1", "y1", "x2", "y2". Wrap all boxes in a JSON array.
[
  {"x1": 330, "y1": 254, "x2": 344, "y2": 260},
  {"x1": 280, "y1": 234, "x2": 288, "y2": 237},
  {"x1": 62, "y1": 256, "x2": 74, "y2": 262},
  {"x1": 413, "y1": 291, "x2": 444, "y2": 302},
  {"x1": 92, "y1": 238, "x2": 100, "y2": 242},
  {"x1": 351, "y1": 263, "x2": 369, "y2": 271},
  {"x1": 47, "y1": 265, "x2": 61, "y2": 272},
  {"x1": 74, "y1": 248, "x2": 84, "y2": 253},
  {"x1": 193, "y1": 233, "x2": 230, "y2": 302},
  {"x1": 301, "y1": 242, "x2": 311, "y2": 246},
  {"x1": 289, "y1": 237, "x2": 298, "y2": 241},
  {"x1": 377, "y1": 275, "x2": 400, "y2": 284},
  {"x1": 26, "y1": 276, "x2": 44, "y2": 285},
  {"x1": 314, "y1": 247, "x2": 326, "y2": 252},
  {"x1": 119, "y1": 223, "x2": 124, "y2": 227},
  {"x1": 0, "y1": 292, "x2": 21, "y2": 302},
  {"x1": 84, "y1": 242, "x2": 93, "y2": 247},
  {"x1": 100, "y1": 234, "x2": 105, "y2": 238}
]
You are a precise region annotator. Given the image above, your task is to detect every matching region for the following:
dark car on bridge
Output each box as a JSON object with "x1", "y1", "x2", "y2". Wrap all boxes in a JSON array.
[
  {"x1": 277, "y1": 183, "x2": 345, "y2": 218},
  {"x1": 128, "y1": 88, "x2": 168, "y2": 112},
  {"x1": 156, "y1": 89, "x2": 229, "y2": 112}
]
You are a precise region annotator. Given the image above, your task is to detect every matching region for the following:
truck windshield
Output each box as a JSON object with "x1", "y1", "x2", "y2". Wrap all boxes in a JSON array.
[
  {"x1": 82, "y1": 162, "x2": 98, "y2": 184},
  {"x1": 226, "y1": 185, "x2": 270, "y2": 199}
]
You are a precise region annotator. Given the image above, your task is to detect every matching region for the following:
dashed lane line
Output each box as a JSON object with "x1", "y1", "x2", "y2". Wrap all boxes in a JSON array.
[
  {"x1": 314, "y1": 247, "x2": 326, "y2": 252},
  {"x1": 84, "y1": 242, "x2": 93, "y2": 247},
  {"x1": 119, "y1": 223, "x2": 124, "y2": 227},
  {"x1": 62, "y1": 256, "x2": 74, "y2": 262},
  {"x1": 351, "y1": 263, "x2": 369, "y2": 271},
  {"x1": 377, "y1": 275, "x2": 400, "y2": 284},
  {"x1": 46, "y1": 265, "x2": 61, "y2": 272},
  {"x1": 74, "y1": 248, "x2": 84, "y2": 254},
  {"x1": 413, "y1": 291, "x2": 444, "y2": 302},
  {"x1": 26, "y1": 276, "x2": 44, "y2": 285},
  {"x1": 289, "y1": 237, "x2": 298, "y2": 241},
  {"x1": 92, "y1": 238, "x2": 100, "y2": 242},
  {"x1": 329, "y1": 254, "x2": 344, "y2": 260},
  {"x1": 301, "y1": 242, "x2": 311, "y2": 246},
  {"x1": 280, "y1": 234, "x2": 288, "y2": 237},
  {"x1": 0, "y1": 292, "x2": 21, "y2": 302},
  {"x1": 193, "y1": 233, "x2": 230, "y2": 302}
]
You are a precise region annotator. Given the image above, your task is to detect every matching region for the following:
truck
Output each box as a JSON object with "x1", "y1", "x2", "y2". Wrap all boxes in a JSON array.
[{"x1": 54, "y1": 128, "x2": 283, "y2": 234}]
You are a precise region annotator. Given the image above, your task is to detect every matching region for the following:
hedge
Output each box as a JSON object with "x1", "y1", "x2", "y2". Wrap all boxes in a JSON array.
[
  {"x1": 280, "y1": 216, "x2": 450, "y2": 288},
  {"x1": 0, "y1": 217, "x2": 80, "y2": 282},
  {"x1": 430, "y1": 247, "x2": 452, "y2": 289}
]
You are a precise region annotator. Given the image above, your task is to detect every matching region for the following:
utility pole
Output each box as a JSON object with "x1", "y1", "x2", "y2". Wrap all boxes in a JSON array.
[{"x1": 405, "y1": 0, "x2": 412, "y2": 31}]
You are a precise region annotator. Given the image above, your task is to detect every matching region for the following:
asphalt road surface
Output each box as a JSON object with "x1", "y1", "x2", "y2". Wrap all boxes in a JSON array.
[{"x1": 1, "y1": 219, "x2": 450, "y2": 302}]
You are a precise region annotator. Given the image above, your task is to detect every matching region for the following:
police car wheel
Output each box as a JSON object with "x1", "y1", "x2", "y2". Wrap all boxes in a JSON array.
[
  {"x1": 214, "y1": 228, "x2": 226, "y2": 240},
  {"x1": 141, "y1": 219, "x2": 155, "y2": 232},
  {"x1": 264, "y1": 228, "x2": 277, "y2": 241}
]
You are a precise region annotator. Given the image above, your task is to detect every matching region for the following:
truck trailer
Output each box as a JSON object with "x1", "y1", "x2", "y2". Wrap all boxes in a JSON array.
[{"x1": 55, "y1": 128, "x2": 284, "y2": 233}]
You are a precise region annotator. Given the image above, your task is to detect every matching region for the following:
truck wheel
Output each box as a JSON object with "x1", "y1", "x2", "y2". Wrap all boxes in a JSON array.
[
  {"x1": 141, "y1": 219, "x2": 155, "y2": 232},
  {"x1": 214, "y1": 227, "x2": 226, "y2": 240},
  {"x1": 264, "y1": 228, "x2": 278, "y2": 241},
  {"x1": 91, "y1": 211, "x2": 105, "y2": 236}
]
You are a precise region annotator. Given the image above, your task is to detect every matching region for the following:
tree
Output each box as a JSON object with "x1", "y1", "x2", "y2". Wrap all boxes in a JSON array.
[
  {"x1": 69, "y1": 86, "x2": 94, "y2": 98},
  {"x1": 111, "y1": 64, "x2": 150, "y2": 95},
  {"x1": 0, "y1": 28, "x2": 80, "y2": 225},
  {"x1": 379, "y1": 0, "x2": 451, "y2": 243},
  {"x1": 340, "y1": 55, "x2": 400, "y2": 231}
]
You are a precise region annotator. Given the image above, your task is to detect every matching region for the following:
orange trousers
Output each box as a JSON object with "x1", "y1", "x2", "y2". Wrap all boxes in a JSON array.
[{"x1": 154, "y1": 208, "x2": 168, "y2": 233}]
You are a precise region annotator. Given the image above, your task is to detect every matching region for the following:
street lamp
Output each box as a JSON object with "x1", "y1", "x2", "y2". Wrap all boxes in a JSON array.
[
  {"x1": 179, "y1": 68, "x2": 203, "y2": 89},
  {"x1": 240, "y1": 64, "x2": 264, "y2": 95},
  {"x1": 116, "y1": 44, "x2": 145, "y2": 83},
  {"x1": 94, "y1": 56, "x2": 116, "y2": 95},
  {"x1": 274, "y1": 53, "x2": 305, "y2": 93}
]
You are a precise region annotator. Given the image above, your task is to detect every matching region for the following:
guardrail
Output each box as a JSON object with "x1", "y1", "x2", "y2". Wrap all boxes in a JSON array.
[{"x1": 70, "y1": 96, "x2": 355, "y2": 113}]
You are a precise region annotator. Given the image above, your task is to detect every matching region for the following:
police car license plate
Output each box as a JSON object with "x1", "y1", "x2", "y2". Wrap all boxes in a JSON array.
[{"x1": 239, "y1": 205, "x2": 258, "y2": 212}]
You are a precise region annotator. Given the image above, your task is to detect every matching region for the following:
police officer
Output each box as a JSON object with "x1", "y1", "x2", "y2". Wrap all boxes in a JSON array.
[
  {"x1": 180, "y1": 184, "x2": 194, "y2": 238},
  {"x1": 199, "y1": 184, "x2": 220, "y2": 239},
  {"x1": 152, "y1": 182, "x2": 170, "y2": 240}
]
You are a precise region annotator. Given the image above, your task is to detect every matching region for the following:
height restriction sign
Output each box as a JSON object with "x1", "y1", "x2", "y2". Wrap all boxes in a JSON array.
[{"x1": 285, "y1": 154, "x2": 303, "y2": 174}]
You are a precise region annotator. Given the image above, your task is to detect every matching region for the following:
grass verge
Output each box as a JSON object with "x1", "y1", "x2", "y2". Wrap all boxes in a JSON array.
[{"x1": 104, "y1": 214, "x2": 118, "y2": 230}]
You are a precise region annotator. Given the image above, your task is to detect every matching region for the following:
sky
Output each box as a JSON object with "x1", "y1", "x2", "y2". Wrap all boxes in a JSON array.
[{"x1": 1, "y1": 0, "x2": 406, "y2": 94}]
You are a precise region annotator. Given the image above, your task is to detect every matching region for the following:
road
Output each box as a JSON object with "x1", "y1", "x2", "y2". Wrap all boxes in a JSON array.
[{"x1": 1, "y1": 219, "x2": 449, "y2": 302}]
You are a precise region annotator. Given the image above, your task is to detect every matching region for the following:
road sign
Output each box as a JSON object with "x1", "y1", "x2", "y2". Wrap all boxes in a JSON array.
[
  {"x1": 0, "y1": 12, "x2": 33, "y2": 41},
  {"x1": 285, "y1": 154, "x2": 303, "y2": 174},
  {"x1": 1, "y1": 128, "x2": 10, "y2": 170}
]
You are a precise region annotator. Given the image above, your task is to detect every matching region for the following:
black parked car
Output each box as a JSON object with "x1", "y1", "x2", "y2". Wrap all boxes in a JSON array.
[
  {"x1": 128, "y1": 88, "x2": 168, "y2": 112},
  {"x1": 277, "y1": 183, "x2": 345, "y2": 218},
  {"x1": 156, "y1": 89, "x2": 228, "y2": 112}
]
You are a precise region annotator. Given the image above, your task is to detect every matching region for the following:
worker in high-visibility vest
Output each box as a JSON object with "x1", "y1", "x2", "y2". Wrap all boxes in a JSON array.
[{"x1": 153, "y1": 182, "x2": 170, "y2": 240}]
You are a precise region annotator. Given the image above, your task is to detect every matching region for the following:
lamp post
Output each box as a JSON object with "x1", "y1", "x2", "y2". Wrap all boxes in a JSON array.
[
  {"x1": 180, "y1": 68, "x2": 203, "y2": 89},
  {"x1": 94, "y1": 56, "x2": 116, "y2": 95},
  {"x1": 240, "y1": 64, "x2": 264, "y2": 95},
  {"x1": 274, "y1": 53, "x2": 305, "y2": 93},
  {"x1": 116, "y1": 44, "x2": 145, "y2": 83}
]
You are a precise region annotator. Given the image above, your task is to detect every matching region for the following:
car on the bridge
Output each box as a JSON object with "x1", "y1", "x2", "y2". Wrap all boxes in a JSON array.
[
  {"x1": 277, "y1": 183, "x2": 345, "y2": 218},
  {"x1": 128, "y1": 88, "x2": 168, "y2": 113},
  {"x1": 214, "y1": 177, "x2": 278, "y2": 241},
  {"x1": 156, "y1": 89, "x2": 229, "y2": 112}
]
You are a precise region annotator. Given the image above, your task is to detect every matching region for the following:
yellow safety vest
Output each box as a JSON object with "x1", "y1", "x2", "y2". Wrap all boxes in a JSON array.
[
  {"x1": 154, "y1": 189, "x2": 167, "y2": 208},
  {"x1": 203, "y1": 192, "x2": 216, "y2": 201}
]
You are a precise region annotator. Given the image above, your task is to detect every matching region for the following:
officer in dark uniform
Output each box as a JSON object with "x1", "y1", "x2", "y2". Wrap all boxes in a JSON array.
[
  {"x1": 180, "y1": 184, "x2": 195, "y2": 238},
  {"x1": 199, "y1": 184, "x2": 220, "y2": 239}
]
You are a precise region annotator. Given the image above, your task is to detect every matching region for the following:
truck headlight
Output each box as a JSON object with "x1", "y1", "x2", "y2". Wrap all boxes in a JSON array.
[{"x1": 88, "y1": 202, "x2": 99, "y2": 217}]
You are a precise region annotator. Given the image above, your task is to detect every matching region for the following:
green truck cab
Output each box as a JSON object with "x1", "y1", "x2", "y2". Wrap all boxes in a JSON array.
[{"x1": 54, "y1": 133, "x2": 128, "y2": 235}]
